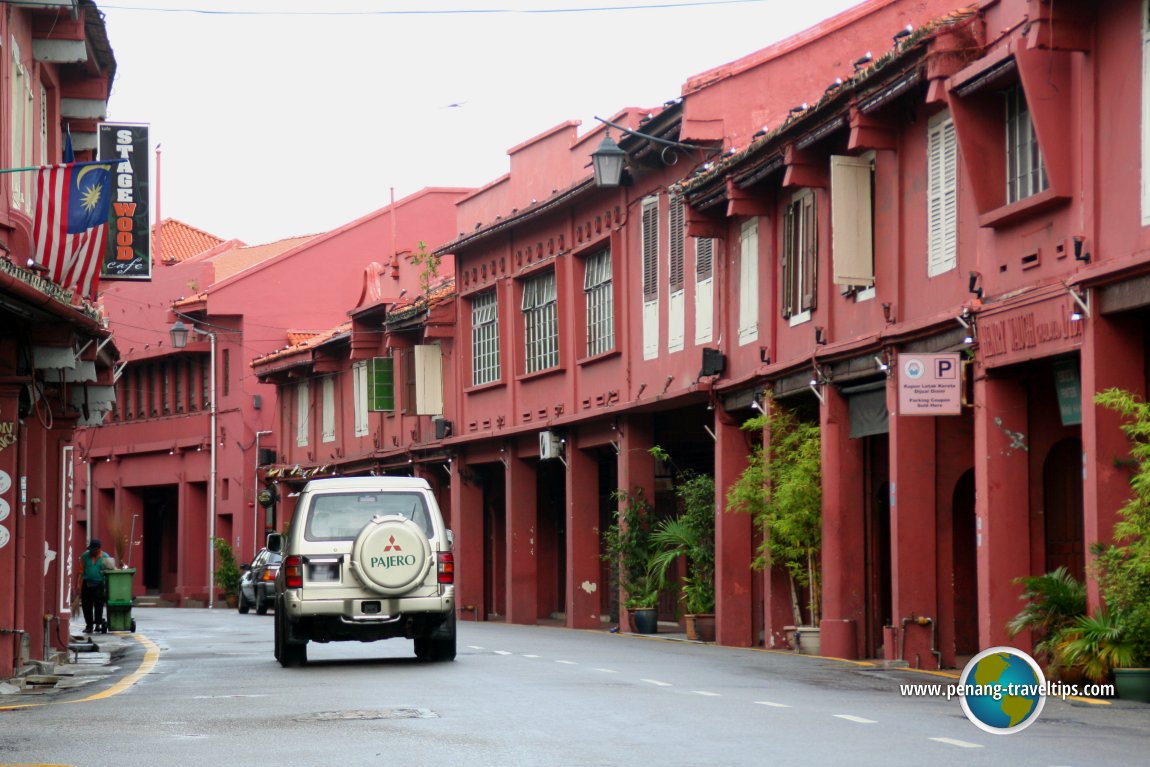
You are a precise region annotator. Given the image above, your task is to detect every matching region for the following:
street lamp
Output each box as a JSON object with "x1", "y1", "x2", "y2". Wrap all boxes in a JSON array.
[
  {"x1": 170, "y1": 318, "x2": 219, "y2": 608},
  {"x1": 591, "y1": 129, "x2": 627, "y2": 188}
]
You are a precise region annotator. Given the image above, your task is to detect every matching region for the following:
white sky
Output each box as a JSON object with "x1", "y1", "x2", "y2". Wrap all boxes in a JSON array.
[{"x1": 100, "y1": 0, "x2": 860, "y2": 246}]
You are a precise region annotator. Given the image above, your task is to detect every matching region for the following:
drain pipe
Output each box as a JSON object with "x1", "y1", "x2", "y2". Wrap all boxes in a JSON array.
[
  {"x1": 0, "y1": 628, "x2": 28, "y2": 677},
  {"x1": 900, "y1": 615, "x2": 942, "y2": 669}
]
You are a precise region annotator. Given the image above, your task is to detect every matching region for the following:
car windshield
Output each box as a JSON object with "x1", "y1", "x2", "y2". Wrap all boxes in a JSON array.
[{"x1": 304, "y1": 491, "x2": 432, "y2": 541}]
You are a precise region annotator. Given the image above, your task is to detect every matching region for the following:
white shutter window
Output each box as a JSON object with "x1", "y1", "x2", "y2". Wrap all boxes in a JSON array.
[
  {"x1": 353, "y1": 361, "x2": 369, "y2": 437},
  {"x1": 414, "y1": 344, "x2": 444, "y2": 415},
  {"x1": 642, "y1": 196, "x2": 660, "y2": 360},
  {"x1": 927, "y1": 112, "x2": 958, "y2": 277},
  {"x1": 831, "y1": 155, "x2": 874, "y2": 287},
  {"x1": 668, "y1": 291, "x2": 685, "y2": 353},
  {"x1": 738, "y1": 219, "x2": 759, "y2": 345},
  {"x1": 321, "y1": 377, "x2": 336, "y2": 443},
  {"x1": 694, "y1": 237, "x2": 714, "y2": 344},
  {"x1": 1144, "y1": 0, "x2": 1150, "y2": 224},
  {"x1": 296, "y1": 380, "x2": 310, "y2": 447}
]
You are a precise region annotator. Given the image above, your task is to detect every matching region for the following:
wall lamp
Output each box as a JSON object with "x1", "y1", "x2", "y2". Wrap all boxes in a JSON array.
[
  {"x1": 968, "y1": 271, "x2": 983, "y2": 300},
  {"x1": 874, "y1": 353, "x2": 891, "y2": 375},
  {"x1": 591, "y1": 115, "x2": 721, "y2": 188},
  {"x1": 1073, "y1": 236, "x2": 1091, "y2": 264},
  {"x1": 882, "y1": 302, "x2": 895, "y2": 324},
  {"x1": 956, "y1": 309, "x2": 975, "y2": 345},
  {"x1": 809, "y1": 364, "x2": 828, "y2": 405},
  {"x1": 815, "y1": 326, "x2": 828, "y2": 346},
  {"x1": 750, "y1": 390, "x2": 765, "y2": 413},
  {"x1": 759, "y1": 346, "x2": 771, "y2": 364},
  {"x1": 1068, "y1": 286, "x2": 1091, "y2": 321}
]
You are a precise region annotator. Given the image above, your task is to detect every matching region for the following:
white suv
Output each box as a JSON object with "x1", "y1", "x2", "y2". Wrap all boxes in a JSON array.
[{"x1": 267, "y1": 476, "x2": 456, "y2": 667}]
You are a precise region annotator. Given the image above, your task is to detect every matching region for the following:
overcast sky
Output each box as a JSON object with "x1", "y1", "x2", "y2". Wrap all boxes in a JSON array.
[{"x1": 100, "y1": 0, "x2": 861, "y2": 246}]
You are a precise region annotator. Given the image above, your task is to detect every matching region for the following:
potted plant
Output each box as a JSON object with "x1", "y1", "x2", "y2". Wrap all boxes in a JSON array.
[
  {"x1": 649, "y1": 467, "x2": 715, "y2": 641},
  {"x1": 728, "y1": 403, "x2": 822, "y2": 653},
  {"x1": 1007, "y1": 566, "x2": 1087, "y2": 681},
  {"x1": 212, "y1": 536, "x2": 242, "y2": 608},
  {"x1": 603, "y1": 487, "x2": 660, "y2": 634},
  {"x1": 1064, "y1": 388, "x2": 1150, "y2": 700}
]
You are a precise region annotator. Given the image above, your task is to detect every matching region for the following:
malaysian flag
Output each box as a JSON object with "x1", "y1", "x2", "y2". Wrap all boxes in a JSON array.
[{"x1": 31, "y1": 160, "x2": 113, "y2": 300}]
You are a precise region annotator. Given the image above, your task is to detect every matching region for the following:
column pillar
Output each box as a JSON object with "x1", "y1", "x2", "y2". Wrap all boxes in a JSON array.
[
  {"x1": 715, "y1": 412, "x2": 753, "y2": 646},
  {"x1": 505, "y1": 453, "x2": 538, "y2": 624},
  {"x1": 451, "y1": 457, "x2": 485, "y2": 620},
  {"x1": 616, "y1": 414, "x2": 654, "y2": 632},
  {"x1": 565, "y1": 442, "x2": 601, "y2": 629},
  {"x1": 888, "y1": 391, "x2": 939, "y2": 668},
  {"x1": 974, "y1": 375, "x2": 1030, "y2": 649},
  {"x1": 1080, "y1": 312, "x2": 1145, "y2": 610},
  {"x1": 820, "y1": 384, "x2": 866, "y2": 659}
]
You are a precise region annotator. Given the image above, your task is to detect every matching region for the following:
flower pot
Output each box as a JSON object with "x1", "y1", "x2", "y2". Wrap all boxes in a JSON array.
[
  {"x1": 795, "y1": 626, "x2": 821, "y2": 656},
  {"x1": 1114, "y1": 668, "x2": 1150, "y2": 702},
  {"x1": 686, "y1": 613, "x2": 716, "y2": 642},
  {"x1": 630, "y1": 607, "x2": 658, "y2": 634}
]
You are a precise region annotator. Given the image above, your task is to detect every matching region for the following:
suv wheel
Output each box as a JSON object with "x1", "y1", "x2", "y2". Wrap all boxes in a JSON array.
[
  {"x1": 237, "y1": 589, "x2": 250, "y2": 615},
  {"x1": 415, "y1": 612, "x2": 456, "y2": 662},
  {"x1": 274, "y1": 603, "x2": 307, "y2": 667}
]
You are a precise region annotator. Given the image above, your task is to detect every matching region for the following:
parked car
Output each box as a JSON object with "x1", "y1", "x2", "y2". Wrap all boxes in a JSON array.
[
  {"x1": 238, "y1": 548, "x2": 281, "y2": 615},
  {"x1": 268, "y1": 476, "x2": 456, "y2": 667}
]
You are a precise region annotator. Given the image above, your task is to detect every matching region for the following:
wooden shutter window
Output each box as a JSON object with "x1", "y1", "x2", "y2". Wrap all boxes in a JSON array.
[
  {"x1": 669, "y1": 194, "x2": 685, "y2": 293},
  {"x1": 641, "y1": 197, "x2": 659, "y2": 301},
  {"x1": 830, "y1": 155, "x2": 874, "y2": 287},
  {"x1": 801, "y1": 191, "x2": 818, "y2": 312}
]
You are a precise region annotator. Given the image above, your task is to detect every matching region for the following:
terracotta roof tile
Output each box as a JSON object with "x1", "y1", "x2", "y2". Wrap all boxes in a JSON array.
[
  {"x1": 153, "y1": 219, "x2": 230, "y2": 263},
  {"x1": 212, "y1": 235, "x2": 318, "y2": 282}
]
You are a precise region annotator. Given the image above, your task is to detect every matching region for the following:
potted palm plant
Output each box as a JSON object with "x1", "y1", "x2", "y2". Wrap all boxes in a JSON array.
[
  {"x1": 603, "y1": 487, "x2": 660, "y2": 634},
  {"x1": 649, "y1": 469, "x2": 715, "y2": 641},
  {"x1": 1007, "y1": 567, "x2": 1087, "y2": 682},
  {"x1": 212, "y1": 536, "x2": 242, "y2": 608},
  {"x1": 728, "y1": 403, "x2": 822, "y2": 653}
]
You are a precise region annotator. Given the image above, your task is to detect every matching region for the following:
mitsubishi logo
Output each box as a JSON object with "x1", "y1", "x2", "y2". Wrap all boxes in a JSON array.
[{"x1": 383, "y1": 535, "x2": 402, "y2": 552}]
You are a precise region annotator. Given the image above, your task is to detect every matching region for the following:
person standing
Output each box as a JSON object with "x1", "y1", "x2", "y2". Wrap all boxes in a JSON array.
[{"x1": 75, "y1": 539, "x2": 113, "y2": 633}]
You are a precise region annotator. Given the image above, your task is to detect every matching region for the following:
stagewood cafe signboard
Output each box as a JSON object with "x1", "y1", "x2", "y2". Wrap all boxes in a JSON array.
[{"x1": 98, "y1": 123, "x2": 150, "y2": 280}]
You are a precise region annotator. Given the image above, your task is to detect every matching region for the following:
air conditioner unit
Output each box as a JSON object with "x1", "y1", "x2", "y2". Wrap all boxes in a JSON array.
[{"x1": 539, "y1": 430, "x2": 563, "y2": 460}]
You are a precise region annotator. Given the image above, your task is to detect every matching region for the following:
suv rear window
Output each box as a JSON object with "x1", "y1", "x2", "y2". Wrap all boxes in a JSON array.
[{"x1": 304, "y1": 492, "x2": 433, "y2": 541}]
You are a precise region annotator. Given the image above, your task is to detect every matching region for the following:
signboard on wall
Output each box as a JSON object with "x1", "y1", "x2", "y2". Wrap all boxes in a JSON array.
[
  {"x1": 98, "y1": 123, "x2": 151, "y2": 280},
  {"x1": 898, "y1": 352, "x2": 963, "y2": 415}
]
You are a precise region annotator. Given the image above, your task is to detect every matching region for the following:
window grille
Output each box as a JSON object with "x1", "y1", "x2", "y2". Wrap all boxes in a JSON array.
[
  {"x1": 470, "y1": 290, "x2": 500, "y2": 386},
  {"x1": 522, "y1": 270, "x2": 559, "y2": 373},
  {"x1": 1005, "y1": 83, "x2": 1048, "y2": 204},
  {"x1": 584, "y1": 248, "x2": 614, "y2": 357}
]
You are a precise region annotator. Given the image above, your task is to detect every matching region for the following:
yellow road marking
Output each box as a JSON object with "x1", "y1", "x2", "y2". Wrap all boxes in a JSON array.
[{"x1": 0, "y1": 634, "x2": 158, "y2": 712}]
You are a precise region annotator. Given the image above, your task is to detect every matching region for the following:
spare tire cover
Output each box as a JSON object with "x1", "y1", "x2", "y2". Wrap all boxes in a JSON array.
[{"x1": 351, "y1": 515, "x2": 433, "y2": 596}]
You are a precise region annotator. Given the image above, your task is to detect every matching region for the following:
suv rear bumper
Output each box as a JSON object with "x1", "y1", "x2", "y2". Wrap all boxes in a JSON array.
[{"x1": 282, "y1": 590, "x2": 453, "y2": 643}]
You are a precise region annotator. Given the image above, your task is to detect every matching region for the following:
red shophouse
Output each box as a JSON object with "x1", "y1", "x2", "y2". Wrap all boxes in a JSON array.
[
  {"x1": 0, "y1": 0, "x2": 118, "y2": 678},
  {"x1": 77, "y1": 188, "x2": 467, "y2": 609}
]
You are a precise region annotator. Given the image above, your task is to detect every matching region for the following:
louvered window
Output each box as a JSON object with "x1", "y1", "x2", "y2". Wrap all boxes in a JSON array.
[
  {"x1": 738, "y1": 220, "x2": 759, "y2": 344},
  {"x1": 352, "y1": 361, "x2": 369, "y2": 435},
  {"x1": 831, "y1": 155, "x2": 874, "y2": 287},
  {"x1": 1005, "y1": 83, "x2": 1048, "y2": 204},
  {"x1": 696, "y1": 238, "x2": 713, "y2": 280},
  {"x1": 641, "y1": 198, "x2": 659, "y2": 300},
  {"x1": 584, "y1": 248, "x2": 614, "y2": 357},
  {"x1": 296, "y1": 380, "x2": 310, "y2": 447},
  {"x1": 321, "y1": 376, "x2": 336, "y2": 443},
  {"x1": 782, "y1": 189, "x2": 817, "y2": 321},
  {"x1": 927, "y1": 112, "x2": 958, "y2": 277},
  {"x1": 669, "y1": 194, "x2": 685, "y2": 293},
  {"x1": 470, "y1": 290, "x2": 500, "y2": 386},
  {"x1": 522, "y1": 271, "x2": 559, "y2": 374}
]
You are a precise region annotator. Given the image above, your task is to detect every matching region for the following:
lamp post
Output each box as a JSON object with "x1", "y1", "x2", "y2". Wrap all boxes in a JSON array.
[
  {"x1": 170, "y1": 319, "x2": 218, "y2": 608},
  {"x1": 254, "y1": 430, "x2": 272, "y2": 556}
]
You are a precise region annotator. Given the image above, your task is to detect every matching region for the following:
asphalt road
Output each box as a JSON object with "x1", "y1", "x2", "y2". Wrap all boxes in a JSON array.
[{"x1": 0, "y1": 608, "x2": 1146, "y2": 766}]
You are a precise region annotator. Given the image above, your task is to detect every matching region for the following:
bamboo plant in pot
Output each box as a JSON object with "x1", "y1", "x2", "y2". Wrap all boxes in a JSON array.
[{"x1": 728, "y1": 403, "x2": 822, "y2": 653}]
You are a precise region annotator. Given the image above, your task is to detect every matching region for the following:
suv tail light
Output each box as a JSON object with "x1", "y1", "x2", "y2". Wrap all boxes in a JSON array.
[
  {"x1": 283, "y1": 555, "x2": 303, "y2": 589},
  {"x1": 437, "y1": 551, "x2": 454, "y2": 584}
]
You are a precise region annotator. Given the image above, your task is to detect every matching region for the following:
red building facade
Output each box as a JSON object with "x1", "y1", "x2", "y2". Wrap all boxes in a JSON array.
[
  {"x1": 429, "y1": 0, "x2": 1148, "y2": 668},
  {"x1": 77, "y1": 189, "x2": 467, "y2": 609},
  {"x1": 0, "y1": 0, "x2": 119, "y2": 678}
]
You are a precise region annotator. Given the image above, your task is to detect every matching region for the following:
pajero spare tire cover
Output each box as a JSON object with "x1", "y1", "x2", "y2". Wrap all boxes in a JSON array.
[{"x1": 350, "y1": 515, "x2": 433, "y2": 596}]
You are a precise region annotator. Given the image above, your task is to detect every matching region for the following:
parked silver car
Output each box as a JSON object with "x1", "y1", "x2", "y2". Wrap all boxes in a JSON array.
[{"x1": 238, "y1": 548, "x2": 281, "y2": 615}]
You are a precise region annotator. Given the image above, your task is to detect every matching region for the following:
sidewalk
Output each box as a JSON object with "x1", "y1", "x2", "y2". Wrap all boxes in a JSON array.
[{"x1": 0, "y1": 632, "x2": 136, "y2": 699}]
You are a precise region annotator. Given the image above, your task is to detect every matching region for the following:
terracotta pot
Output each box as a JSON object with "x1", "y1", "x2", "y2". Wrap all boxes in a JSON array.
[{"x1": 686, "y1": 613, "x2": 716, "y2": 642}]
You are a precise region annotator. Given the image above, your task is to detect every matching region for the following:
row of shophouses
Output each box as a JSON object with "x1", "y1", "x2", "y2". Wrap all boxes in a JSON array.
[{"x1": 6, "y1": 0, "x2": 1150, "y2": 677}]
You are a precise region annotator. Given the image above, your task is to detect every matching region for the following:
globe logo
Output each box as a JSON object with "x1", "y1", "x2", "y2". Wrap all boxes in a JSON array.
[
  {"x1": 958, "y1": 647, "x2": 1046, "y2": 734},
  {"x1": 902, "y1": 358, "x2": 925, "y2": 379}
]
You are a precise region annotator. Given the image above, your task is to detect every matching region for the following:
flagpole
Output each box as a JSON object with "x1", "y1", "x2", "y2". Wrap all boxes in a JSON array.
[{"x1": 0, "y1": 160, "x2": 115, "y2": 174}]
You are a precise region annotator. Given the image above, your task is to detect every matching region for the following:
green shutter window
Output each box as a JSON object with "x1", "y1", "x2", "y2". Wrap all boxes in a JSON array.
[{"x1": 367, "y1": 357, "x2": 395, "y2": 412}]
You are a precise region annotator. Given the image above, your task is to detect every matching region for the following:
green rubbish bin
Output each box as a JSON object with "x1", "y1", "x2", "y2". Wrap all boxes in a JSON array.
[{"x1": 105, "y1": 568, "x2": 136, "y2": 633}]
